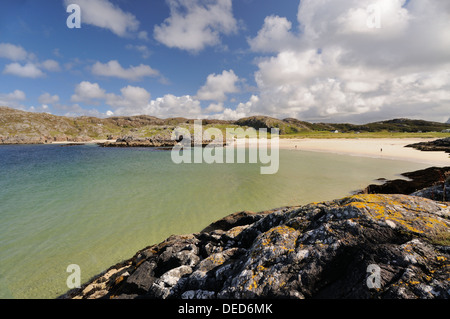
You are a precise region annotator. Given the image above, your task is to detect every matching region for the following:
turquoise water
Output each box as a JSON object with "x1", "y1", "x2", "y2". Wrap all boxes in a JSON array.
[{"x1": 0, "y1": 144, "x2": 430, "y2": 299}]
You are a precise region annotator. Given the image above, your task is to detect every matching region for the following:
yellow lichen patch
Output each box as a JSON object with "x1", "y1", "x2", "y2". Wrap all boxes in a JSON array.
[
  {"x1": 114, "y1": 275, "x2": 125, "y2": 285},
  {"x1": 246, "y1": 265, "x2": 275, "y2": 292},
  {"x1": 247, "y1": 280, "x2": 258, "y2": 291},
  {"x1": 227, "y1": 225, "x2": 247, "y2": 238},
  {"x1": 248, "y1": 225, "x2": 299, "y2": 262},
  {"x1": 344, "y1": 194, "x2": 450, "y2": 235},
  {"x1": 210, "y1": 253, "x2": 226, "y2": 265},
  {"x1": 259, "y1": 225, "x2": 298, "y2": 250},
  {"x1": 135, "y1": 258, "x2": 146, "y2": 268}
]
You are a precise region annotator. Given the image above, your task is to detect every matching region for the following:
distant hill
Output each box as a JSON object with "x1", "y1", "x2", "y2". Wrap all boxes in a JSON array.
[
  {"x1": 0, "y1": 106, "x2": 190, "y2": 144},
  {"x1": 235, "y1": 116, "x2": 313, "y2": 134},
  {"x1": 361, "y1": 118, "x2": 450, "y2": 133},
  {"x1": 0, "y1": 106, "x2": 449, "y2": 144},
  {"x1": 235, "y1": 116, "x2": 450, "y2": 134}
]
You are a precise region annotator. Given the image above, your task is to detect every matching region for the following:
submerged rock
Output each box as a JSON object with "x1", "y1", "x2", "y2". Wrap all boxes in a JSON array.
[{"x1": 60, "y1": 194, "x2": 450, "y2": 299}]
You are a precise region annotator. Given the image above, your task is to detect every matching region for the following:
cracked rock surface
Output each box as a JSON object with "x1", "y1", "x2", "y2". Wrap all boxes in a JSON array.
[{"x1": 60, "y1": 194, "x2": 450, "y2": 299}]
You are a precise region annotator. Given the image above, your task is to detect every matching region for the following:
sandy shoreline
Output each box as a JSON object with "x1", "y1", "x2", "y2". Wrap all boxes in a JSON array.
[
  {"x1": 51, "y1": 138, "x2": 449, "y2": 167},
  {"x1": 278, "y1": 138, "x2": 449, "y2": 167},
  {"x1": 50, "y1": 139, "x2": 110, "y2": 145}
]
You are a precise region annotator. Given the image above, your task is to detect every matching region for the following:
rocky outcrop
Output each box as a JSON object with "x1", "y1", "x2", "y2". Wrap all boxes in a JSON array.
[
  {"x1": 99, "y1": 136, "x2": 178, "y2": 148},
  {"x1": 0, "y1": 135, "x2": 48, "y2": 145},
  {"x1": 405, "y1": 138, "x2": 450, "y2": 154},
  {"x1": 411, "y1": 180, "x2": 450, "y2": 203},
  {"x1": 360, "y1": 166, "x2": 450, "y2": 196},
  {"x1": 60, "y1": 194, "x2": 450, "y2": 300},
  {"x1": 0, "y1": 135, "x2": 94, "y2": 145},
  {"x1": 99, "y1": 135, "x2": 228, "y2": 148}
]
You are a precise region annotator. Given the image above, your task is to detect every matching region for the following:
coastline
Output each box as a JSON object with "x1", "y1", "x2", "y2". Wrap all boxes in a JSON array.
[
  {"x1": 48, "y1": 137, "x2": 450, "y2": 166},
  {"x1": 2, "y1": 136, "x2": 448, "y2": 299},
  {"x1": 50, "y1": 139, "x2": 110, "y2": 145},
  {"x1": 60, "y1": 164, "x2": 450, "y2": 300},
  {"x1": 277, "y1": 138, "x2": 449, "y2": 166}
]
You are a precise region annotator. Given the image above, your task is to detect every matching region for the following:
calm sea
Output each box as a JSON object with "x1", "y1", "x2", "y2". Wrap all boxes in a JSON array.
[{"x1": 0, "y1": 144, "x2": 430, "y2": 299}]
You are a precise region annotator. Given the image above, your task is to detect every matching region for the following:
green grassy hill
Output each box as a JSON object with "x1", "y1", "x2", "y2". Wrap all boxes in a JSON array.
[{"x1": 0, "y1": 106, "x2": 449, "y2": 144}]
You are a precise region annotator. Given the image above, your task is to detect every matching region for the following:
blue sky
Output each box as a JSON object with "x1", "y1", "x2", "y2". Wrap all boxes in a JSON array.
[{"x1": 0, "y1": 0, "x2": 449, "y2": 123}]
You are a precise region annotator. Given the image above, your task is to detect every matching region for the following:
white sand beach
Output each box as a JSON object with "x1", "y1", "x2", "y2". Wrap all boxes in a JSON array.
[
  {"x1": 278, "y1": 138, "x2": 449, "y2": 166},
  {"x1": 51, "y1": 139, "x2": 110, "y2": 145},
  {"x1": 51, "y1": 137, "x2": 449, "y2": 166}
]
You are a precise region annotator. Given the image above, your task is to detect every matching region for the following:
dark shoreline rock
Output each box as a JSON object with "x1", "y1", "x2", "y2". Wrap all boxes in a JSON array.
[
  {"x1": 358, "y1": 166, "x2": 450, "y2": 198},
  {"x1": 405, "y1": 137, "x2": 450, "y2": 154},
  {"x1": 59, "y1": 191, "x2": 450, "y2": 299},
  {"x1": 98, "y1": 136, "x2": 228, "y2": 148}
]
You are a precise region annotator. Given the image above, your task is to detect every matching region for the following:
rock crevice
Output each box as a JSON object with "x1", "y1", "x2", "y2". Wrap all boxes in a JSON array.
[{"x1": 60, "y1": 193, "x2": 450, "y2": 300}]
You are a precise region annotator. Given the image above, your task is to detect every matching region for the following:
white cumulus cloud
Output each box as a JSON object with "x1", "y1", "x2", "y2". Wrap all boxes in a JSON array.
[
  {"x1": 39, "y1": 60, "x2": 61, "y2": 72},
  {"x1": 241, "y1": 0, "x2": 450, "y2": 123},
  {"x1": 0, "y1": 90, "x2": 27, "y2": 109},
  {"x1": 3, "y1": 63, "x2": 45, "y2": 78},
  {"x1": 38, "y1": 93, "x2": 60, "y2": 105},
  {"x1": 154, "y1": 0, "x2": 238, "y2": 52},
  {"x1": 92, "y1": 60, "x2": 160, "y2": 81},
  {"x1": 64, "y1": 0, "x2": 140, "y2": 37},
  {"x1": 105, "y1": 85, "x2": 151, "y2": 111},
  {"x1": 248, "y1": 15, "x2": 299, "y2": 53},
  {"x1": 71, "y1": 81, "x2": 106, "y2": 103},
  {"x1": 0, "y1": 43, "x2": 29, "y2": 61},
  {"x1": 196, "y1": 70, "x2": 239, "y2": 102}
]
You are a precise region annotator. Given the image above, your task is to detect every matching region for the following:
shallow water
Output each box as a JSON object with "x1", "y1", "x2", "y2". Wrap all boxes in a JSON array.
[{"x1": 0, "y1": 144, "x2": 430, "y2": 298}]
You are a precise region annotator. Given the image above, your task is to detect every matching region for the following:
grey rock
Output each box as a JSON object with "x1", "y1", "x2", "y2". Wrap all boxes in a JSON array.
[{"x1": 61, "y1": 194, "x2": 450, "y2": 300}]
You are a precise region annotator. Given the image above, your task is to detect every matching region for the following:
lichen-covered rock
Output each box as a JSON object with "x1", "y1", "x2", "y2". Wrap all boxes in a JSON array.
[
  {"x1": 411, "y1": 180, "x2": 450, "y2": 203},
  {"x1": 60, "y1": 194, "x2": 450, "y2": 300}
]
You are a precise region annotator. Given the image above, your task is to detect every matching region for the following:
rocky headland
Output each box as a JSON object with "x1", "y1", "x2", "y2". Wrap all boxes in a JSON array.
[
  {"x1": 98, "y1": 136, "x2": 228, "y2": 148},
  {"x1": 406, "y1": 137, "x2": 450, "y2": 154},
  {"x1": 360, "y1": 166, "x2": 450, "y2": 201},
  {"x1": 60, "y1": 167, "x2": 450, "y2": 300}
]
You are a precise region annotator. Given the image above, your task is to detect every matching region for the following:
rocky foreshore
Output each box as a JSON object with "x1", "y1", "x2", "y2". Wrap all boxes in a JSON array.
[
  {"x1": 98, "y1": 136, "x2": 228, "y2": 148},
  {"x1": 60, "y1": 169, "x2": 450, "y2": 300},
  {"x1": 360, "y1": 166, "x2": 450, "y2": 201},
  {"x1": 406, "y1": 137, "x2": 450, "y2": 154},
  {"x1": 98, "y1": 136, "x2": 178, "y2": 148},
  {"x1": 0, "y1": 135, "x2": 93, "y2": 145}
]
